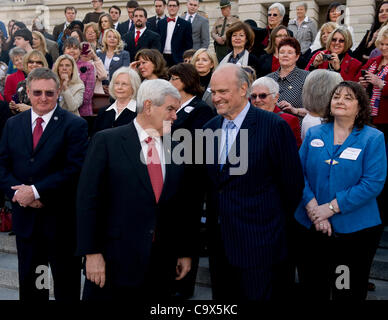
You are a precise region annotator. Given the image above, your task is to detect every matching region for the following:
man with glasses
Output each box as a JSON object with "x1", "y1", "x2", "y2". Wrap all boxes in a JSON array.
[
  {"x1": 211, "y1": 0, "x2": 239, "y2": 62},
  {"x1": 157, "y1": 0, "x2": 193, "y2": 67},
  {"x1": 0, "y1": 68, "x2": 88, "y2": 300},
  {"x1": 83, "y1": 0, "x2": 105, "y2": 24},
  {"x1": 118, "y1": 1, "x2": 139, "y2": 38},
  {"x1": 147, "y1": 0, "x2": 167, "y2": 32}
]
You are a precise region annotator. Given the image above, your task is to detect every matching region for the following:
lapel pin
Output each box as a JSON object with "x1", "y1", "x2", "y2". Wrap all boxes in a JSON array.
[
  {"x1": 54, "y1": 116, "x2": 58, "y2": 121},
  {"x1": 288, "y1": 85, "x2": 293, "y2": 90},
  {"x1": 325, "y1": 159, "x2": 331, "y2": 165}
]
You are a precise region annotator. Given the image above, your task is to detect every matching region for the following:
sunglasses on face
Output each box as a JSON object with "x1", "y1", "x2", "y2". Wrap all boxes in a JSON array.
[
  {"x1": 28, "y1": 60, "x2": 44, "y2": 65},
  {"x1": 31, "y1": 90, "x2": 56, "y2": 97},
  {"x1": 268, "y1": 13, "x2": 278, "y2": 17},
  {"x1": 331, "y1": 38, "x2": 345, "y2": 43},
  {"x1": 251, "y1": 92, "x2": 274, "y2": 100}
]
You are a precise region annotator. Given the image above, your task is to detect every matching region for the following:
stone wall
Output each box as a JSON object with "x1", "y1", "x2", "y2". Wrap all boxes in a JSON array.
[{"x1": 0, "y1": 0, "x2": 377, "y2": 47}]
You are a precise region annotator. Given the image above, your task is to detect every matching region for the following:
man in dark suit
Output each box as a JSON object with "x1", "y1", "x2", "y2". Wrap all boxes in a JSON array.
[
  {"x1": 157, "y1": 0, "x2": 193, "y2": 66},
  {"x1": 52, "y1": 6, "x2": 77, "y2": 41},
  {"x1": 123, "y1": 7, "x2": 161, "y2": 62},
  {"x1": 117, "y1": 0, "x2": 139, "y2": 39},
  {"x1": 147, "y1": 0, "x2": 166, "y2": 32},
  {"x1": 203, "y1": 64, "x2": 304, "y2": 300},
  {"x1": 76, "y1": 79, "x2": 198, "y2": 300},
  {"x1": 0, "y1": 68, "x2": 88, "y2": 301}
]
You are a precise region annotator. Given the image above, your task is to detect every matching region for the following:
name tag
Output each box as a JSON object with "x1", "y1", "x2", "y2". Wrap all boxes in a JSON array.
[
  {"x1": 311, "y1": 139, "x2": 324, "y2": 147},
  {"x1": 339, "y1": 147, "x2": 362, "y2": 160},
  {"x1": 184, "y1": 106, "x2": 194, "y2": 113},
  {"x1": 113, "y1": 57, "x2": 120, "y2": 61}
]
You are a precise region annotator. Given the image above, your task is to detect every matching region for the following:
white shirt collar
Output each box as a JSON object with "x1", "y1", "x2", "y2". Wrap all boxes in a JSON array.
[
  {"x1": 135, "y1": 26, "x2": 147, "y2": 35},
  {"x1": 186, "y1": 13, "x2": 197, "y2": 21},
  {"x1": 177, "y1": 96, "x2": 195, "y2": 113},
  {"x1": 133, "y1": 118, "x2": 162, "y2": 146},
  {"x1": 106, "y1": 99, "x2": 137, "y2": 119},
  {"x1": 31, "y1": 106, "x2": 57, "y2": 127}
]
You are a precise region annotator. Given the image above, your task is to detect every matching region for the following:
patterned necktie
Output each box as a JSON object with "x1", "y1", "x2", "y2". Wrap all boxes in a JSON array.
[
  {"x1": 145, "y1": 137, "x2": 163, "y2": 203},
  {"x1": 167, "y1": 17, "x2": 176, "y2": 23},
  {"x1": 221, "y1": 121, "x2": 236, "y2": 170},
  {"x1": 33, "y1": 117, "x2": 44, "y2": 150},
  {"x1": 135, "y1": 30, "x2": 141, "y2": 46}
]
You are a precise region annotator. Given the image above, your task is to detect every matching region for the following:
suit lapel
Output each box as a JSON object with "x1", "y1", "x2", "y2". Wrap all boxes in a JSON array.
[
  {"x1": 120, "y1": 123, "x2": 155, "y2": 199},
  {"x1": 32, "y1": 107, "x2": 62, "y2": 155},
  {"x1": 21, "y1": 109, "x2": 33, "y2": 153}
]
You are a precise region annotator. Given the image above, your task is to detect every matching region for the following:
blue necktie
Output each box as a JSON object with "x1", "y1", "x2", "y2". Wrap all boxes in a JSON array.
[{"x1": 221, "y1": 121, "x2": 236, "y2": 170}]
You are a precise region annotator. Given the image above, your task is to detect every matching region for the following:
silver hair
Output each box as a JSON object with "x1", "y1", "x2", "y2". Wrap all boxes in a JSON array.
[
  {"x1": 136, "y1": 79, "x2": 181, "y2": 113},
  {"x1": 269, "y1": 2, "x2": 286, "y2": 17},
  {"x1": 252, "y1": 77, "x2": 279, "y2": 98},
  {"x1": 9, "y1": 47, "x2": 27, "y2": 60},
  {"x1": 302, "y1": 70, "x2": 343, "y2": 114},
  {"x1": 296, "y1": 2, "x2": 308, "y2": 11},
  {"x1": 214, "y1": 63, "x2": 251, "y2": 98},
  {"x1": 26, "y1": 67, "x2": 60, "y2": 89},
  {"x1": 109, "y1": 67, "x2": 141, "y2": 100}
]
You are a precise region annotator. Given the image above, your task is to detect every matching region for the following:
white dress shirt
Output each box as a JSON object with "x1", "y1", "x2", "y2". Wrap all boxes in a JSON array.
[
  {"x1": 29, "y1": 106, "x2": 57, "y2": 199},
  {"x1": 134, "y1": 26, "x2": 147, "y2": 39},
  {"x1": 105, "y1": 99, "x2": 137, "y2": 120},
  {"x1": 163, "y1": 17, "x2": 177, "y2": 54},
  {"x1": 185, "y1": 13, "x2": 196, "y2": 23},
  {"x1": 133, "y1": 118, "x2": 166, "y2": 180}
]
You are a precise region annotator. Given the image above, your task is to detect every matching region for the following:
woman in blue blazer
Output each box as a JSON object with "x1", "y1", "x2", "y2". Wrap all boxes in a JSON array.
[
  {"x1": 294, "y1": 81, "x2": 387, "y2": 300},
  {"x1": 97, "y1": 28, "x2": 130, "y2": 82}
]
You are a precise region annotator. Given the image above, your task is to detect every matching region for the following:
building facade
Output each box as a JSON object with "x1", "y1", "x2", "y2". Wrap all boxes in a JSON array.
[{"x1": 0, "y1": 0, "x2": 379, "y2": 46}]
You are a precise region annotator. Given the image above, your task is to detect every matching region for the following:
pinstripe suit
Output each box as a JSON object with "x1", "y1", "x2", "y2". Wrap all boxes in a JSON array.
[{"x1": 203, "y1": 104, "x2": 304, "y2": 300}]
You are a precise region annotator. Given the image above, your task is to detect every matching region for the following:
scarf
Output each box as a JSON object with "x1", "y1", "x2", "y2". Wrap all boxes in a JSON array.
[{"x1": 368, "y1": 60, "x2": 388, "y2": 116}]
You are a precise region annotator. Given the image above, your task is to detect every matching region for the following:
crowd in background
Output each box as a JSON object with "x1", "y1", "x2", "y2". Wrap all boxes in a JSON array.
[{"x1": 0, "y1": 0, "x2": 388, "y2": 302}]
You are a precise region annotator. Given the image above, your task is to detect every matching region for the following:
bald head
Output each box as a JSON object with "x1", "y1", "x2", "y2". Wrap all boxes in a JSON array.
[{"x1": 210, "y1": 64, "x2": 250, "y2": 120}]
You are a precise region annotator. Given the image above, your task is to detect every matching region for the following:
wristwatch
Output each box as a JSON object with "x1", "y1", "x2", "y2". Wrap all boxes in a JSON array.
[{"x1": 328, "y1": 202, "x2": 337, "y2": 214}]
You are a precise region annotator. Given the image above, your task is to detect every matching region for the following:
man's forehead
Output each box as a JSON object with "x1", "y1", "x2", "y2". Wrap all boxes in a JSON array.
[{"x1": 29, "y1": 79, "x2": 58, "y2": 89}]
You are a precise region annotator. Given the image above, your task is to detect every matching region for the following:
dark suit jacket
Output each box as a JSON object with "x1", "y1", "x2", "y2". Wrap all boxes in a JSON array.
[
  {"x1": 76, "y1": 122, "x2": 198, "y2": 287},
  {"x1": 157, "y1": 17, "x2": 193, "y2": 65},
  {"x1": 203, "y1": 104, "x2": 304, "y2": 269},
  {"x1": 53, "y1": 22, "x2": 65, "y2": 41},
  {"x1": 117, "y1": 19, "x2": 135, "y2": 39},
  {"x1": 147, "y1": 16, "x2": 158, "y2": 33},
  {"x1": 92, "y1": 104, "x2": 137, "y2": 135},
  {"x1": 96, "y1": 50, "x2": 130, "y2": 81},
  {"x1": 123, "y1": 28, "x2": 161, "y2": 61},
  {"x1": 0, "y1": 107, "x2": 88, "y2": 239}
]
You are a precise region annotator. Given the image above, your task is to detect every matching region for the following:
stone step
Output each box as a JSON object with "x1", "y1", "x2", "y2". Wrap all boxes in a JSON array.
[
  {"x1": 367, "y1": 279, "x2": 388, "y2": 300},
  {"x1": 0, "y1": 232, "x2": 17, "y2": 254},
  {"x1": 370, "y1": 248, "x2": 388, "y2": 281},
  {"x1": 0, "y1": 252, "x2": 18, "y2": 290},
  {"x1": 379, "y1": 227, "x2": 388, "y2": 249}
]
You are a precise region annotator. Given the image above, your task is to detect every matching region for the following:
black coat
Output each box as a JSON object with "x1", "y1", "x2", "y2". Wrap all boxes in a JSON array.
[{"x1": 123, "y1": 28, "x2": 161, "y2": 61}]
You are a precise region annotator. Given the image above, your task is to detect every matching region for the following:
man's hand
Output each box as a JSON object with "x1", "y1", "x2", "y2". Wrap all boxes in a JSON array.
[
  {"x1": 28, "y1": 200, "x2": 44, "y2": 209},
  {"x1": 11, "y1": 185, "x2": 35, "y2": 207},
  {"x1": 175, "y1": 257, "x2": 191, "y2": 280},
  {"x1": 86, "y1": 253, "x2": 106, "y2": 288}
]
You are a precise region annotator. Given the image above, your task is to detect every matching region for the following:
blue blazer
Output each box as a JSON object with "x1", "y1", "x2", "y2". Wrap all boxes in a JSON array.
[
  {"x1": 295, "y1": 123, "x2": 387, "y2": 233},
  {"x1": 203, "y1": 105, "x2": 304, "y2": 268},
  {"x1": 97, "y1": 50, "x2": 130, "y2": 81},
  {"x1": 0, "y1": 107, "x2": 88, "y2": 238},
  {"x1": 157, "y1": 17, "x2": 193, "y2": 65}
]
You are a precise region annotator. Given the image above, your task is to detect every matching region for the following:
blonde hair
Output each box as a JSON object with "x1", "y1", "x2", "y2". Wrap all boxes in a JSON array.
[
  {"x1": 52, "y1": 54, "x2": 83, "y2": 86},
  {"x1": 326, "y1": 26, "x2": 353, "y2": 53},
  {"x1": 319, "y1": 22, "x2": 338, "y2": 48},
  {"x1": 32, "y1": 31, "x2": 48, "y2": 55},
  {"x1": 22, "y1": 50, "x2": 48, "y2": 73},
  {"x1": 101, "y1": 28, "x2": 124, "y2": 54},
  {"x1": 376, "y1": 24, "x2": 388, "y2": 47},
  {"x1": 191, "y1": 48, "x2": 218, "y2": 72}
]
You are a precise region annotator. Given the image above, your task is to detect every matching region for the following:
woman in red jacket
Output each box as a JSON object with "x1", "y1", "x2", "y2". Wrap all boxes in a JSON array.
[
  {"x1": 306, "y1": 26, "x2": 362, "y2": 81},
  {"x1": 359, "y1": 24, "x2": 388, "y2": 226},
  {"x1": 3, "y1": 47, "x2": 26, "y2": 102}
]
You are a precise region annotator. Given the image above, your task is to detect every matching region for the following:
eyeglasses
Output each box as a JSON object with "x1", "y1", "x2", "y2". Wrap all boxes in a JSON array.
[
  {"x1": 331, "y1": 38, "x2": 345, "y2": 43},
  {"x1": 251, "y1": 92, "x2": 275, "y2": 100},
  {"x1": 28, "y1": 60, "x2": 44, "y2": 65},
  {"x1": 268, "y1": 13, "x2": 278, "y2": 17},
  {"x1": 31, "y1": 90, "x2": 56, "y2": 97}
]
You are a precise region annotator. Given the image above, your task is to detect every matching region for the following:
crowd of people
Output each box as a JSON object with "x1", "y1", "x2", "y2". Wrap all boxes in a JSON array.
[{"x1": 0, "y1": 0, "x2": 387, "y2": 302}]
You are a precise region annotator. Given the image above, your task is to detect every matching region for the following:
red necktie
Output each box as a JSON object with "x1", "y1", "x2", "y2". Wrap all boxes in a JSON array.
[
  {"x1": 145, "y1": 137, "x2": 163, "y2": 203},
  {"x1": 167, "y1": 17, "x2": 175, "y2": 23},
  {"x1": 33, "y1": 117, "x2": 44, "y2": 150},
  {"x1": 135, "y1": 30, "x2": 141, "y2": 46}
]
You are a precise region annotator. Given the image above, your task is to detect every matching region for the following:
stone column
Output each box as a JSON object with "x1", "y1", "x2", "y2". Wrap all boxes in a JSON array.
[
  {"x1": 237, "y1": 0, "x2": 266, "y2": 27},
  {"x1": 345, "y1": 0, "x2": 376, "y2": 46}
]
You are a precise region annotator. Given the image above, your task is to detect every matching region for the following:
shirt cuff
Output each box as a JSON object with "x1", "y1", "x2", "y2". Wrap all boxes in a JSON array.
[{"x1": 31, "y1": 185, "x2": 40, "y2": 200}]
